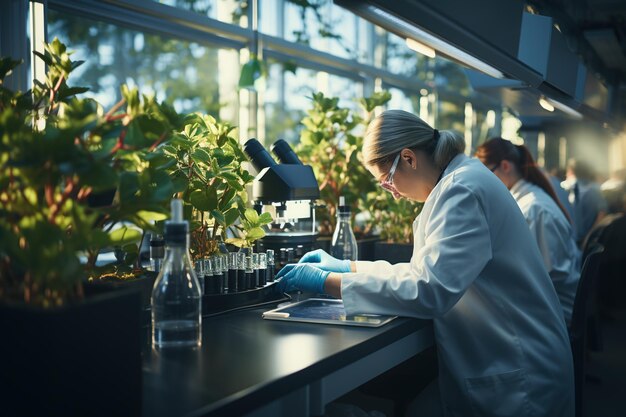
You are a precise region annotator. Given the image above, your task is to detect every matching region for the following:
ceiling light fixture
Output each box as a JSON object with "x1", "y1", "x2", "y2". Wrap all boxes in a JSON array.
[
  {"x1": 367, "y1": 5, "x2": 506, "y2": 79},
  {"x1": 538, "y1": 97, "x2": 554, "y2": 112},
  {"x1": 406, "y1": 38, "x2": 436, "y2": 58},
  {"x1": 546, "y1": 97, "x2": 583, "y2": 119}
]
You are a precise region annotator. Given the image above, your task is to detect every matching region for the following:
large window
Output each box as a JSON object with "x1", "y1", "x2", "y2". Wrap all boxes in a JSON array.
[
  {"x1": 263, "y1": 61, "x2": 363, "y2": 144},
  {"x1": 48, "y1": 9, "x2": 237, "y2": 118}
]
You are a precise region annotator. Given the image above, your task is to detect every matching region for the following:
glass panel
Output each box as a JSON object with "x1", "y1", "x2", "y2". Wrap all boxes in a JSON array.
[
  {"x1": 438, "y1": 98, "x2": 465, "y2": 133},
  {"x1": 275, "y1": 1, "x2": 360, "y2": 61},
  {"x1": 259, "y1": 0, "x2": 281, "y2": 37},
  {"x1": 386, "y1": 87, "x2": 419, "y2": 113},
  {"x1": 48, "y1": 9, "x2": 237, "y2": 119},
  {"x1": 385, "y1": 32, "x2": 419, "y2": 76},
  {"x1": 151, "y1": 0, "x2": 242, "y2": 25},
  {"x1": 263, "y1": 61, "x2": 363, "y2": 145}
]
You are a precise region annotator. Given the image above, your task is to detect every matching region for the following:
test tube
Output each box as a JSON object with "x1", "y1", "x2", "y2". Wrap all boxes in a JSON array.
[
  {"x1": 258, "y1": 253, "x2": 267, "y2": 286},
  {"x1": 244, "y1": 255, "x2": 254, "y2": 291},
  {"x1": 252, "y1": 253, "x2": 260, "y2": 288},
  {"x1": 149, "y1": 234, "x2": 165, "y2": 273},
  {"x1": 279, "y1": 248, "x2": 287, "y2": 270},
  {"x1": 220, "y1": 254, "x2": 229, "y2": 292},
  {"x1": 194, "y1": 259, "x2": 205, "y2": 295},
  {"x1": 203, "y1": 257, "x2": 217, "y2": 295},
  {"x1": 296, "y1": 245, "x2": 304, "y2": 260},
  {"x1": 266, "y1": 249, "x2": 275, "y2": 282},
  {"x1": 237, "y1": 252, "x2": 246, "y2": 291},
  {"x1": 287, "y1": 247, "x2": 295, "y2": 264},
  {"x1": 228, "y1": 252, "x2": 239, "y2": 293}
]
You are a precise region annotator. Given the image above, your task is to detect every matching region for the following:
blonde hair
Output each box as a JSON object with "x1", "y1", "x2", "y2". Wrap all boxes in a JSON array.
[{"x1": 363, "y1": 110, "x2": 465, "y2": 170}]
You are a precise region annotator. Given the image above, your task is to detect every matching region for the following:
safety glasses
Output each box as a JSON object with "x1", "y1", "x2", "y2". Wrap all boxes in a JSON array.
[
  {"x1": 380, "y1": 154, "x2": 400, "y2": 195},
  {"x1": 489, "y1": 161, "x2": 500, "y2": 173}
]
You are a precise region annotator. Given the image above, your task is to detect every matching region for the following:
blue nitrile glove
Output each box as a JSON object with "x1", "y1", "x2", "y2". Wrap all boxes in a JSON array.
[
  {"x1": 298, "y1": 249, "x2": 351, "y2": 273},
  {"x1": 275, "y1": 263, "x2": 330, "y2": 294}
]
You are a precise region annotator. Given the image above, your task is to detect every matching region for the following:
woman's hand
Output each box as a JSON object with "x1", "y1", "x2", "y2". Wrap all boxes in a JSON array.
[
  {"x1": 298, "y1": 249, "x2": 352, "y2": 273},
  {"x1": 275, "y1": 263, "x2": 330, "y2": 294}
]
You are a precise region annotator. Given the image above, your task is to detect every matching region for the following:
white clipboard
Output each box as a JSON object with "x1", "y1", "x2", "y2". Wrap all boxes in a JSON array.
[{"x1": 262, "y1": 298, "x2": 397, "y2": 327}]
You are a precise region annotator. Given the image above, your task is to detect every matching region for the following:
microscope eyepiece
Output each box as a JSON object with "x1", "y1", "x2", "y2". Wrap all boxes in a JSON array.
[
  {"x1": 244, "y1": 138, "x2": 277, "y2": 172},
  {"x1": 271, "y1": 139, "x2": 303, "y2": 165}
]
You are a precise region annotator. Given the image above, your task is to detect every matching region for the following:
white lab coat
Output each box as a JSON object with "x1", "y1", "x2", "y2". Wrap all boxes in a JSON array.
[
  {"x1": 342, "y1": 154, "x2": 574, "y2": 417},
  {"x1": 510, "y1": 179, "x2": 580, "y2": 324}
]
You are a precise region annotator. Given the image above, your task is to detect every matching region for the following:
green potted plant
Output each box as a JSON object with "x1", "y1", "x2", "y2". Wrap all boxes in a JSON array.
[
  {"x1": 366, "y1": 191, "x2": 423, "y2": 263},
  {"x1": 295, "y1": 91, "x2": 391, "y2": 259},
  {"x1": 0, "y1": 39, "x2": 185, "y2": 416},
  {"x1": 147, "y1": 113, "x2": 272, "y2": 256}
]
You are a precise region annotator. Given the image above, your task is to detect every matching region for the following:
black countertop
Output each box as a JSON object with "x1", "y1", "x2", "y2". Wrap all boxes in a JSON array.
[{"x1": 142, "y1": 303, "x2": 431, "y2": 417}]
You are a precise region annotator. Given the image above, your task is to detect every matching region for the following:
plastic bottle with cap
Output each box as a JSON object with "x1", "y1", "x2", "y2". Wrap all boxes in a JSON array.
[
  {"x1": 330, "y1": 196, "x2": 358, "y2": 261},
  {"x1": 151, "y1": 199, "x2": 202, "y2": 348}
]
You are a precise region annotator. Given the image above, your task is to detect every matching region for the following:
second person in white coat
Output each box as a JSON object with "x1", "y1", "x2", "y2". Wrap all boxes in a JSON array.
[
  {"x1": 277, "y1": 110, "x2": 574, "y2": 417},
  {"x1": 476, "y1": 137, "x2": 580, "y2": 325}
]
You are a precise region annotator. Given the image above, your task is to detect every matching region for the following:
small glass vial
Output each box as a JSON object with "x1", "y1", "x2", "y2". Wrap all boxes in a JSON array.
[
  {"x1": 244, "y1": 255, "x2": 254, "y2": 291},
  {"x1": 237, "y1": 252, "x2": 247, "y2": 291},
  {"x1": 151, "y1": 199, "x2": 202, "y2": 349},
  {"x1": 266, "y1": 249, "x2": 275, "y2": 282},
  {"x1": 228, "y1": 252, "x2": 239, "y2": 293},
  {"x1": 204, "y1": 256, "x2": 223, "y2": 295},
  {"x1": 279, "y1": 248, "x2": 287, "y2": 270},
  {"x1": 258, "y1": 253, "x2": 267, "y2": 286},
  {"x1": 220, "y1": 254, "x2": 228, "y2": 292},
  {"x1": 150, "y1": 234, "x2": 165, "y2": 273},
  {"x1": 194, "y1": 259, "x2": 205, "y2": 295},
  {"x1": 252, "y1": 253, "x2": 260, "y2": 288}
]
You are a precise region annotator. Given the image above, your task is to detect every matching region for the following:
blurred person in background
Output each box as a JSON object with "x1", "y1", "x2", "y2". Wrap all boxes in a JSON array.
[
  {"x1": 476, "y1": 138, "x2": 580, "y2": 325},
  {"x1": 561, "y1": 158, "x2": 607, "y2": 247},
  {"x1": 601, "y1": 168, "x2": 626, "y2": 214},
  {"x1": 547, "y1": 167, "x2": 575, "y2": 223}
]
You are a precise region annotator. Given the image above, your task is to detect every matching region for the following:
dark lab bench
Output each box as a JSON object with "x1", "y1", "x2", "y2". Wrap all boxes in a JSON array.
[{"x1": 142, "y1": 304, "x2": 434, "y2": 417}]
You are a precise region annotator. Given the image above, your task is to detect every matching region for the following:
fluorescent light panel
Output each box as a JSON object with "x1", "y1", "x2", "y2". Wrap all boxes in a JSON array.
[
  {"x1": 538, "y1": 97, "x2": 554, "y2": 112},
  {"x1": 368, "y1": 5, "x2": 506, "y2": 79},
  {"x1": 406, "y1": 38, "x2": 436, "y2": 58},
  {"x1": 546, "y1": 97, "x2": 583, "y2": 119}
]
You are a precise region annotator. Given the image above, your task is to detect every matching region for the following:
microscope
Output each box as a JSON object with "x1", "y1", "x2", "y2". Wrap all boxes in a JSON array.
[{"x1": 243, "y1": 138, "x2": 320, "y2": 270}]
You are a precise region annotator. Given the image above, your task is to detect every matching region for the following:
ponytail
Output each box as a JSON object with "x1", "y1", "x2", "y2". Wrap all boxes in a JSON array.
[{"x1": 476, "y1": 138, "x2": 572, "y2": 224}]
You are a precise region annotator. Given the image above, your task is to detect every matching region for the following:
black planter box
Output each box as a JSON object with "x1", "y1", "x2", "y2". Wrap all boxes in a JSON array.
[
  {"x1": 374, "y1": 241, "x2": 414, "y2": 264},
  {"x1": 0, "y1": 288, "x2": 143, "y2": 417}
]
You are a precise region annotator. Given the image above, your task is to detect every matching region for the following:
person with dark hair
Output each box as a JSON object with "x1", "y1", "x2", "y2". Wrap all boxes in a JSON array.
[
  {"x1": 476, "y1": 138, "x2": 579, "y2": 324},
  {"x1": 563, "y1": 158, "x2": 607, "y2": 245},
  {"x1": 277, "y1": 111, "x2": 574, "y2": 417}
]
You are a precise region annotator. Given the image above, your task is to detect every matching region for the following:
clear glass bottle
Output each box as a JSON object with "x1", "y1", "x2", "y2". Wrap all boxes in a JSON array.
[
  {"x1": 330, "y1": 196, "x2": 358, "y2": 261},
  {"x1": 151, "y1": 199, "x2": 202, "y2": 348}
]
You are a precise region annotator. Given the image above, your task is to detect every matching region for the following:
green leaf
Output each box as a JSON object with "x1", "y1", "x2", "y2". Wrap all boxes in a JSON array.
[
  {"x1": 244, "y1": 208, "x2": 259, "y2": 225},
  {"x1": 258, "y1": 212, "x2": 273, "y2": 225},
  {"x1": 246, "y1": 227, "x2": 265, "y2": 241},
  {"x1": 219, "y1": 188, "x2": 237, "y2": 210},
  {"x1": 119, "y1": 172, "x2": 140, "y2": 203},
  {"x1": 223, "y1": 208, "x2": 239, "y2": 226},
  {"x1": 211, "y1": 209, "x2": 226, "y2": 226},
  {"x1": 108, "y1": 226, "x2": 142, "y2": 246},
  {"x1": 189, "y1": 189, "x2": 211, "y2": 211},
  {"x1": 191, "y1": 148, "x2": 211, "y2": 164},
  {"x1": 171, "y1": 174, "x2": 188, "y2": 193},
  {"x1": 136, "y1": 211, "x2": 168, "y2": 222}
]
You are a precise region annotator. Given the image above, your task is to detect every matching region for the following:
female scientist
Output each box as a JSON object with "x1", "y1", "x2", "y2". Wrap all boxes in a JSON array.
[
  {"x1": 476, "y1": 138, "x2": 580, "y2": 325},
  {"x1": 277, "y1": 110, "x2": 574, "y2": 417}
]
